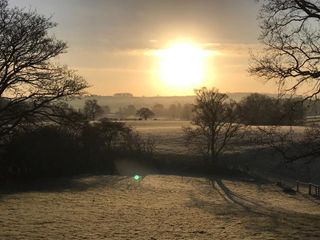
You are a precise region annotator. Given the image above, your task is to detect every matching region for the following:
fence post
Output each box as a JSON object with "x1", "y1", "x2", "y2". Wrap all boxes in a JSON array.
[{"x1": 309, "y1": 183, "x2": 312, "y2": 195}]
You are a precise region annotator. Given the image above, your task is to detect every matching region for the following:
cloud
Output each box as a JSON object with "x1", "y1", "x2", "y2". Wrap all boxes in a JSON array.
[{"x1": 108, "y1": 41, "x2": 261, "y2": 59}]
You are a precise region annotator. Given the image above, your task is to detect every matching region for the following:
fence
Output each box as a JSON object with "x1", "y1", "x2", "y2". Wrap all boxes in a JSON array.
[
  {"x1": 305, "y1": 115, "x2": 320, "y2": 125},
  {"x1": 296, "y1": 181, "x2": 320, "y2": 198}
]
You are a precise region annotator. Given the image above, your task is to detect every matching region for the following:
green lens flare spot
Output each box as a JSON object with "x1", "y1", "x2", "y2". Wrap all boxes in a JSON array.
[{"x1": 133, "y1": 175, "x2": 142, "y2": 181}]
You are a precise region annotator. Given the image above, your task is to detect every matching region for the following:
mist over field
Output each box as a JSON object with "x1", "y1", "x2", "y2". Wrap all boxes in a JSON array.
[
  {"x1": 70, "y1": 93, "x2": 279, "y2": 111},
  {"x1": 1, "y1": 0, "x2": 320, "y2": 239}
]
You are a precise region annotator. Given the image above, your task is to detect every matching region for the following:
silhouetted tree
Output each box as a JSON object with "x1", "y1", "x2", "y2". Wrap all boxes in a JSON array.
[
  {"x1": 258, "y1": 124, "x2": 320, "y2": 164},
  {"x1": 250, "y1": 0, "x2": 320, "y2": 99},
  {"x1": 237, "y1": 94, "x2": 276, "y2": 125},
  {"x1": 152, "y1": 104, "x2": 165, "y2": 117},
  {"x1": 48, "y1": 102, "x2": 87, "y2": 130},
  {"x1": 281, "y1": 98, "x2": 305, "y2": 125},
  {"x1": 136, "y1": 107, "x2": 154, "y2": 120},
  {"x1": 184, "y1": 88, "x2": 242, "y2": 163},
  {"x1": 102, "y1": 105, "x2": 111, "y2": 115},
  {"x1": 113, "y1": 93, "x2": 133, "y2": 97},
  {"x1": 168, "y1": 104, "x2": 181, "y2": 119},
  {"x1": 0, "y1": 0, "x2": 87, "y2": 139},
  {"x1": 2, "y1": 119, "x2": 156, "y2": 180},
  {"x1": 168, "y1": 104, "x2": 176, "y2": 119},
  {"x1": 181, "y1": 103, "x2": 194, "y2": 120},
  {"x1": 83, "y1": 99, "x2": 103, "y2": 120},
  {"x1": 4, "y1": 126, "x2": 87, "y2": 178},
  {"x1": 237, "y1": 93, "x2": 305, "y2": 125},
  {"x1": 116, "y1": 105, "x2": 136, "y2": 119}
]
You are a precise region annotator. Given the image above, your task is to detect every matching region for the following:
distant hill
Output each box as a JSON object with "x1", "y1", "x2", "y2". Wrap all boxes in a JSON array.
[{"x1": 69, "y1": 92, "x2": 280, "y2": 112}]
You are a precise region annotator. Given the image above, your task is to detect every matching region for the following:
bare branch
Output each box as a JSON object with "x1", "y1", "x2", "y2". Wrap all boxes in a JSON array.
[{"x1": 0, "y1": 1, "x2": 88, "y2": 139}]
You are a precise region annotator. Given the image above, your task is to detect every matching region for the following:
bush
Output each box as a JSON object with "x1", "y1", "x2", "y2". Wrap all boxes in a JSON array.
[
  {"x1": 3, "y1": 127, "x2": 82, "y2": 178},
  {"x1": 81, "y1": 119, "x2": 155, "y2": 158},
  {"x1": 0, "y1": 119, "x2": 155, "y2": 181},
  {"x1": 2, "y1": 126, "x2": 115, "y2": 179}
]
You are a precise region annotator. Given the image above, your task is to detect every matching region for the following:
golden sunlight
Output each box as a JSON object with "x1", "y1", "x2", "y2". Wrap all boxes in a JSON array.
[{"x1": 155, "y1": 42, "x2": 210, "y2": 92}]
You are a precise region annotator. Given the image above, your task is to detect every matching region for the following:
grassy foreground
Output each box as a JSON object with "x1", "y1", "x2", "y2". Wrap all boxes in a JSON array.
[
  {"x1": 1, "y1": 175, "x2": 319, "y2": 240},
  {"x1": 1, "y1": 120, "x2": 320, "y2": 239}
]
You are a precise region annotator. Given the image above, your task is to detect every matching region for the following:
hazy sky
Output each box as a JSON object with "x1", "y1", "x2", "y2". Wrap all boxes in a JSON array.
[{"x1": 10, "y1": 0, "x2": 276, "y2": 96}]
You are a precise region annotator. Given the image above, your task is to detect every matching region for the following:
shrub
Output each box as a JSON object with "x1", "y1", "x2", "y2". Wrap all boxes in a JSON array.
[{"x1": 1, "y1": 119, "x2": 155, "y2": 181}]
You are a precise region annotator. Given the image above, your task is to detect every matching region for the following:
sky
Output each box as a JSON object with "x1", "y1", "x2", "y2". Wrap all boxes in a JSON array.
[{"x1": 10, "y1": 0, "x2": 277, "y2": 96}]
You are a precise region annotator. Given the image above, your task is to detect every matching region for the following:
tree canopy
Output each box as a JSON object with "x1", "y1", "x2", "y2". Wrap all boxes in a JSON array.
[
  {"x1": 184, "y1": 88, "x2": 242, "y2": 162},
  {"x1": 0, "y1": 0, "x2": 87, "y2": 138},
  {"x1": 250, "y1": 0, "x2": 320, "y2": 99},
  {"x1": 237, "y1": 93, "x2": 305, "y2": 125},
  {"x1": 83, "y1": 99, "x2": 103, "y2": 120},
  {"x1": 136, "y1": 107, "x2": 154, "y2": 120}
]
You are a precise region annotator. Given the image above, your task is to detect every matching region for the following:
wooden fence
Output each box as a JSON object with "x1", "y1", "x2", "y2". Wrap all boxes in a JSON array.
[{"x1": 296, "y1": 181, "x2": 320, "y2": 198}]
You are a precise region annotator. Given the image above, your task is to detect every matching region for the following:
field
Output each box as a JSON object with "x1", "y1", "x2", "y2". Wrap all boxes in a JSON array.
[
  {"x1": 1, "y1": 175, "x2": 320, "y2": 240},
  {"x1": 1, "y1": 120, "x2": 320, "y2": 239},
  {"x1": 126, "y1": 120, "x2": 191, "y2": 154},
  {"x1": 127, "y1": 120, "x2": 320, "y2": 183}
]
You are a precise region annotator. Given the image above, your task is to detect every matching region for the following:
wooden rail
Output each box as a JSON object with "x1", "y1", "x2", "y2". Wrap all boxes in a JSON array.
[{"x1": 296, "y1": 181, "x2": 320, "y2": 198}]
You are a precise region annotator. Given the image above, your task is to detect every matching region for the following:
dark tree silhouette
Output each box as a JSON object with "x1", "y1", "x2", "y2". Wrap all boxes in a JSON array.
[
  {"x1": 249, "y1": 0, "x2": 320, "y2": 164},
  {"x1": 0, "y1": 0, "x2": 87, "y2": 138},
  {"x1": 83, "y1": 99, "x2": 103, "y2": 120},
  {"x1": 181, "y1": 104, "x2": 194, "y2": 120},
  {"x1": 237, "y1": 93, "x2": 305, "y2": 125},
  {"x1": 184, "y1": 88, "x2": 242, "y2": 163},
  {"x1": 117, "y1": 105, "x2": 137, "y2": 119},
  {"x1": 168, "y1": 104, "x2": 178, "y2": 119},
  {"x1": 250, "y1": 0, "x2": 320, "y2": 99},
  {"x1": 258, "y1": 125, "x2": 320, "y2": 164},
  {"x1": 102, "y1": 105, "x2": 111, "y2": 115},
  {"x1": 136, "y1": 107, "x2": 154, "y2": 120},
  {"x1": 152, "y1": 104, "x2": 165, "y2": 117}
]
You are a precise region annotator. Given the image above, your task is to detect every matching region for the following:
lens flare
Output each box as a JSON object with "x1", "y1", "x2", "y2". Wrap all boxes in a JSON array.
[{"x1": 133, "y1": 175, "x2": 142, "y2": 181}]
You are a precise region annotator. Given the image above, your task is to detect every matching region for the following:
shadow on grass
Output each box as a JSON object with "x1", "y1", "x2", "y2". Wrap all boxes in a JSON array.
[
  {"x1": 0, "y1": 152, "x2": 265, "y2": 198},
  {"x1": 0, "y1": 174, "x2": 129, "y2": 197},
  {"x1": 188, "y1": 176, "x2": 320, "y2": 239}
]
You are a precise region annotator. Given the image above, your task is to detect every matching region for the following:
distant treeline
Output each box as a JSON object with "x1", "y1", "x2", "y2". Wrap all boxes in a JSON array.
[
  {"x1": 236, "y1": 93, "x2": 305, "y2": 126},
  {"x1": 114, "y1": 103, "x2": 194, "y2": 120},
  {"x1": 94, "y1": 93, "x2": 307, "y2": 125}
]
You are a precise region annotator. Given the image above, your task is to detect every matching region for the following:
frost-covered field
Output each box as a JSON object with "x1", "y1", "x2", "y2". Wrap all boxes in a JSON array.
[
  {"x1": 1, "y1": 121, "x2": 320, "y2": 239},
  {"x1": 126, "y1": 120, "x2": 307, "y2": 155},
  {"x1": 126, "y1": 120, "x2": 190, "y2": 154},
  {"x1": 128, "y1": 120, "x2": 320, "y2": 183},
  {"x1": 1, "y1": 175, "x2": 319, "y2": 240}
]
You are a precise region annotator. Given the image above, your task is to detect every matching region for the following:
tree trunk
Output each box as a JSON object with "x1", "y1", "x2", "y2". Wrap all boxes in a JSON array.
[{"x1": 210, "y1": 127, "x2": 215, "y2": 164}]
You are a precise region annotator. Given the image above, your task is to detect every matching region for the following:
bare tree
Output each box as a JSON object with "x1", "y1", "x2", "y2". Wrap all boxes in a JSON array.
[
  {"x1": 83, "y1": 99, "x2": 103, "y2": 120},
  {"x1": 0, "y1": 0, "x2": 87, "y2": 138},
  {"x1": 249, "y1": 0, "x2": 320, "y2": 164},
  {"x1": 184, "y1": 88, "x2": 242, "y2": 163},
  {"x1": 258, "y1": 125, "x2": 320, "y2": 164},
  {"x1": 250, "y1": 0, "x2": 320, "y2": 99}
]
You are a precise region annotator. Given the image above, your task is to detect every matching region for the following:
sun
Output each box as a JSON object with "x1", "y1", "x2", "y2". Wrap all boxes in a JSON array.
[{"x1": 155, "y1": 42, "x2": 209, "y2": 91}]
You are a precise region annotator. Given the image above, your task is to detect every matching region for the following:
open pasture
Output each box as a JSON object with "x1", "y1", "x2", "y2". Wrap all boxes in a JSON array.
[
  {"x1": 1, "y1": 175, "x2": 320, "y2": 240},
  {"x1": 1, "y1": 121, "x2": 320, "y2": 240},
  {"x1": 126, "y1": 120, "x2": 320, "y2": 183}
]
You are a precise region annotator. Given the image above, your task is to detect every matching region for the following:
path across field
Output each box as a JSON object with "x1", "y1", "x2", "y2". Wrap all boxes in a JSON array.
[{"x1": 1, "y1": 175, "x2": 319, "y2": 240}]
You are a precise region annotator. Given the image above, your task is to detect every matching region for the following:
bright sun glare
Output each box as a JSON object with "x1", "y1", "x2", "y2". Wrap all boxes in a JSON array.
[{"x1": 156, "y1": 42, "x2": 209, "y2": 91}]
